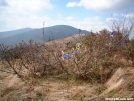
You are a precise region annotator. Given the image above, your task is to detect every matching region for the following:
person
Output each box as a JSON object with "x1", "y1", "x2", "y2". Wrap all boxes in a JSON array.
[{"x1": 61, "y1": 50, "x2": 73, "y2": 60}]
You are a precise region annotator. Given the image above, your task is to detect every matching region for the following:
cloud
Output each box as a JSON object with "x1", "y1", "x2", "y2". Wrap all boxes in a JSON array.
[
  {"x1": 112, "y1": 13, "x2": 119, "y2": 16},
  {"x1": 47, "y1": 16, "x2": 107, "y2": 32},
  {"x1": 106, "y1": 16, "x2": 134, "y2": 34},
  {"x1": 0, "y1": 0, "x2": 52, "y2": 14},
  {"x1": 66, "y1": 16, "x2": 74, "y2": 20},
  {"x1": 44, "y1": 16, "x2": 107, "y2": 32},
  {"x1": 0, "y1": 0, "x2": 8, "y2": 6},
  {"x1": 0, "y1": 0, "x2": 53, "y2": 31},
  {"x1": 57, "y1": 14, "x2": 63, "y2": 19},
  {"x1": 76, "y1": 0, "x2": 134, "y2": 12},
  {"x1": 0, "y1": 0, "x2": 108, "y2": 32},
  {"x1": 66, "y1": 2, "x2": 77, "y2": 7},
  {"x1": 0, "y1": 13, "x2": 107, "y2": 32},
  {"x1": 0, "y1": 14, "x2": 53, "y2": 31},
  {"x1": 106, "y1": 17, "x2": 118, "y2": 23},
  {"x1": 123, "y1": 12, "x2": 134, "y2": 18}
]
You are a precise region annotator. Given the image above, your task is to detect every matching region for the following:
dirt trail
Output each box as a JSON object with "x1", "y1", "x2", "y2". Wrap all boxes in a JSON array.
[
  {"x1": 0, "y1": 72, "x2": 99, "y2": 101},
  {"x1": 0, "y1": 66, "x2": 134, "y2": 101},
  {"x1": 35, "y1": 80, "x2": 99, "y2": 101}
]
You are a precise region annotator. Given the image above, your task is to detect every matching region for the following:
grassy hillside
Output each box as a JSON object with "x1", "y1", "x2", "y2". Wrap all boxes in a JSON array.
[{"x1": 0, "y1": 29, "x2": 134, "y2": 101}]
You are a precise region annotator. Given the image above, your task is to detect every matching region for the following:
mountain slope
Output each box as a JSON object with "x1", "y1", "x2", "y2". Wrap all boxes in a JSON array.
[
  {"x1": 0, "y1": 28, "x2": 34, "y2": 38},
  {"x1": 0, "y1": 25, "x2": 90, "y2": 46}
]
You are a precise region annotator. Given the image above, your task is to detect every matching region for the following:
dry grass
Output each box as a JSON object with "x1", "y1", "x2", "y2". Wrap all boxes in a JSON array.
[
  {"x1": 0, "y1": 31, "x2": 134, "y2": 100},
  {"x1": 0, "y1": 64, "x2": 134, "y2": 101}
]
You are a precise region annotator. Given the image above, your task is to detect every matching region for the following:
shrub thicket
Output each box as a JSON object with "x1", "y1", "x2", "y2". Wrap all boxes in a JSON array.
[{"x1": 0, "y1": 29, "x2": 133, "y2": 84}]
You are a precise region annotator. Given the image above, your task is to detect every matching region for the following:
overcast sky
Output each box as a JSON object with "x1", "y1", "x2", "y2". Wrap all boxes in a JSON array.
[{"x1": 0, "y1": 0, "x2": 134, "y2": 32}]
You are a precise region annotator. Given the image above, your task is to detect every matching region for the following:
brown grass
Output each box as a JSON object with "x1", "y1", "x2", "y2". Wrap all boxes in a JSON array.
[{"x1": 0, "y1": 31, "x2": 134, "y2": 100}]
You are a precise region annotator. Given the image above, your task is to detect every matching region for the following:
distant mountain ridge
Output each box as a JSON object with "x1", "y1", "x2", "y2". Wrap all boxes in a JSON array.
[
  {"x1": 0, "y1": 28, "x2": 34, "y2": 38},
  {"x1": 0, "y1": 25, "x2": 90, "y2": 46}
]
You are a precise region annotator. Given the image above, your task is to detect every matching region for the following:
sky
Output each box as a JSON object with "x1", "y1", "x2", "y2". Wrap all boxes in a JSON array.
[{"x1": 0, "y1": 0, "x2": 134, "y2": 33}]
